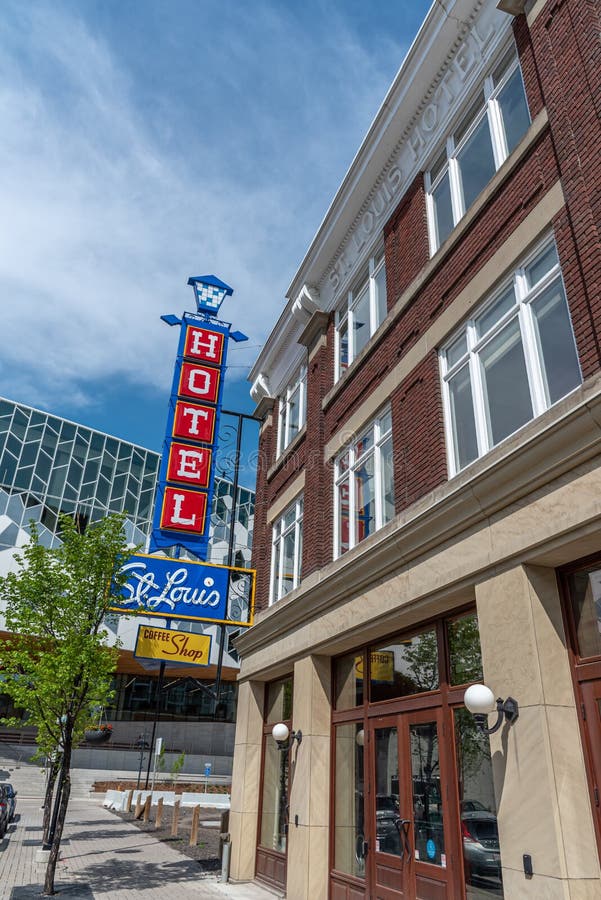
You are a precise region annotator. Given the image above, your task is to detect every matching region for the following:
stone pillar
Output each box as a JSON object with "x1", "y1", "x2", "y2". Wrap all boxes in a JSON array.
[
  {"x1": 475, "y1": 564, "x2": 600, "y2": 898},
  {"x1": 286, "y1": 655, "x2": 332, "y2": 900},
  {"x1": 229, "y1": 679, "x2": 264, "y2": 881}
]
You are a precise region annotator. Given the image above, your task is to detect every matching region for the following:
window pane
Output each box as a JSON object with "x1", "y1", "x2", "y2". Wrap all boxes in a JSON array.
[
  {"x1": 266, "y1": 677, "x2": 293, "y2": 723},
  {"x1": 271, "y1": 538, "x2": 281, "y2": 602},
  {"x1": 566, "y1": 568, "x2": 601, "y2": 659},
  {"x1": 475, "y1": 286, "x2": 515, "y2": 338},
  {"x1": 455, "y1": 709, "x2": 504, "y2": 897},
  {"x1": 354, "y1": 454, "x2": 375, "y2": 544},
  {"x1": 455, "y1": 93, "x2": 485, "y2": 144},
  {"x1": 531, "y1": 283, "x2": 581, "y2": 404},
  {"x1": 334, "y1": 724, "x2": 366, "y2": 878},
  {"x1": 370, "y1": 630, "x2": 439, "y2": 703},
  {"x1": 432, "y1": 171, "x2": 454, "y2": 246},
  {"x1": 281, "y1": 531, "x2": 296, "y2": 596},
  {"x1": 354, "y1": 429, "x2": 373, "y2": 459},
  {"x1": 374, "y1": 727, "x2": 401, "y2": 856},
  {"x1": 457, "y1": 116, "x2": 496, "y2": 210},
  {"x1": 430, "y1": 147, "x2": 448, "y2": 182},
  {"x1": 335, "y1": 654, "x2": 364, "y2": 709},
  {"x1": 480, "y1": 319, "x2": 533, "y2": 446},
  {"x1": 374, "y1": 264, "x2": 387, "y2": 326},
  {"x1": 339, "y1": 320, "x2": 349, "y2": 372},
  {"x1": 287, "y1": 385, "x2": 301, "y2": 441},
  {"x1": 497, "y1": 66, "x2": 530, "y2": 156},
  {"x1": 381, "y1": 436, "x2": 395, "y2": 524},
  {"x1": 526, "y1": 243, "x2": 558, "y2": 288},
  {"x1": 353, "y1": 284, "x2": 371, "y2": 357},
  {"x1": 259, "y1": 737, "x2": 288, "y2": 852},
  {"x1": 448, "y1": 366, "x2": 479, "y2": 471},
  {"x1": 338, "y1": 479, "x2": 350, "y2": 556},
  {"x1": 446, "y1": 331, "x2": 467, "y2": 369},
  {"x1": 447, "y1": 612, "x2": 483, "y2": 685},
  {"x1": 411, "y1": 722, "x2": 445, "y2": 867}
]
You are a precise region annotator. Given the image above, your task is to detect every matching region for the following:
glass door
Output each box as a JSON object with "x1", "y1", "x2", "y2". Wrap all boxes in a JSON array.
[
  {"x1": 581, "y1": 680, "x2": 601, "y2": 845},
  {"x1": 369, "y1": 710, "x2": 452, "y2": 899}
]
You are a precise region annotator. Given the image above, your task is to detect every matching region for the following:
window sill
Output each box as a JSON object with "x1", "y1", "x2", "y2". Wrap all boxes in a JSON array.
[
  {"x1": 321, "y1": 108, "x2": 549, "y2": 414},
  {"x1": 267, "y1": 425, "x2": 306, "y2": 482}
]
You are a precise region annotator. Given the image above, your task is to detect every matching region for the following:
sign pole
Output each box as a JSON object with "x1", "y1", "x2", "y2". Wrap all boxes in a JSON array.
[{"x1": 144, "y1": 614, "x2": 173, "y2": 790}]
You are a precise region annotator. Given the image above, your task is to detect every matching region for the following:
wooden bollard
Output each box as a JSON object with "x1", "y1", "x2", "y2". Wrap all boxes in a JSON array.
[
  {"x1": 125, "y1": 790, "x2": 134, "y2": 813},
  {"x1": 134, "y1": 794, "x2": 142, "y2": 818},
  {"x1": 156, "y1": 797, "x2": 164, "y2": 829},
  {"x1": 171, "y1": 799, "x2": 181, "y2": 837},
  {"x1": 143, "y1": 794, "x2": 152, "y2": 823},
  {"x1": 189, "y1": 804, "x2": 200, "y2": 847}
]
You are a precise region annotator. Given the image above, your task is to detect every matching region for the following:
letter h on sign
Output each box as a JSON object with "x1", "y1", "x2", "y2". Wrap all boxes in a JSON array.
[{"x1": 149, "y1": 315, "x2": 230, "y2": 557}]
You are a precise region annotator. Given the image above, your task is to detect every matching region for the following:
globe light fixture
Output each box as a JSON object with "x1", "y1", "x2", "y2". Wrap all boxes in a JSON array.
[
  {"x1": 356, "y1": 729, "x2": 365, "y2": 747},
  {"x1": 272, "y1": 722, "x2": 302, "y2": 751},
  {"x1": 464, "y1": 683, "x2": 519, "y2": 734}
]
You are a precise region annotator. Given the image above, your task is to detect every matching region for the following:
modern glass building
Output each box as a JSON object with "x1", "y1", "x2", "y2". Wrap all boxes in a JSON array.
[{"x1": 0, "y1": 396, "x2": 255, "y2": 735}]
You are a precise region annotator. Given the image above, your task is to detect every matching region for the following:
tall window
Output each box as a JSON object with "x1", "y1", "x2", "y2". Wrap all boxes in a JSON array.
[
  {"x1": 440, "y1": 237, "x2": 582, "y2": 476},
  {"x1": 270, "y1": 497, "x2": 303, "y2": 604},
  {"x1": 426, "y1": 47, "x2": 531, "y2": 253},
  {"x1": 335, "y1": 252, "x2": 387, "y2": 381},
  {"x1": 277, "y1": 366, "x2": 306, "y2": 456},
  {"x1": 334, "y1": 408, "x2": 394, "y2": 558}
]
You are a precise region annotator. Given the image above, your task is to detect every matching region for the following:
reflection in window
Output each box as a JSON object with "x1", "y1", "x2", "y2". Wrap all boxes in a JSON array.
[
  {"x1": 370, "y1": 630, "x2": 439, "y2": 703},
  {"x1": 374, "y1": 727, "x2": 401, "y2": 856},
  {"x1": 270, "y1": 497, "x2": 303, "y2": 604},
  {"x1": 277, "y1": 366, "x2": 307, "y2": 456},
  {"x1": 447, "y1": 612, "x2": 484, "y2": 686},
  {"x1": 566, "y1": 567, "x2": 601, "y2": 659},
  {"x1": 335, "y1": 252, "x2": 387, "y2": 380},
  {"x1": 455, "y1": 709, "x2": 504, "y2": 897},
  {"x1": 259, "y1": 737, "x2": 289, "y2": 853},
  {"x1": 334, "y1": 723, "x2": 365, "y2": 878},
  {"x1": 265, "y1": 677, "x2": 293, "y2": 723},
  {"x1": 335, "y1": 653, "x2": 364, "y2": 709},
  {"x1": 426, "y1": 48, "x2": 530, "y2": 253},
  {"x1": 440, "y1": 237, "x2": 581, "y2": 475},
  {"x1": 411, "y1": 722, "x2": 445, "y2": 866}
]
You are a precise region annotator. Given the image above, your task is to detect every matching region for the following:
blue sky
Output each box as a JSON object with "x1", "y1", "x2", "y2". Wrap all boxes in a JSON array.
[{"x1": 0, "y1": 0, "x2": 432, "y2": 459}]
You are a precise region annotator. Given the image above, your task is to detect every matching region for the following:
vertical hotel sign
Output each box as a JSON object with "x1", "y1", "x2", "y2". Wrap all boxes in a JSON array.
[{"x1": 149, "y1": 277, "x2": 234, "y2": 559}]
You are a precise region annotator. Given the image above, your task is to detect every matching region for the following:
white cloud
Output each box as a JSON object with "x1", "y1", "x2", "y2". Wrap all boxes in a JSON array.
[{"x1": 0, "y1": 0, "x2": 419, "y2": 415}]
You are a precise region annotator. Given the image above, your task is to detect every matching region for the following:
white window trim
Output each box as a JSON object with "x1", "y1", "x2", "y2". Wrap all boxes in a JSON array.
[
  {"x1": 426, "y1": 45, "x2": 530, "y2": 255},
  {"x1": 276, "y1": 366, "x2": 307, "y2": 457},
  {"x1": 440, "y1": 236, "x2": 582, "y2": 477},
  {"x1": 269, "y1": 496, "x2": 303, "y2": 605},
  {"x1": 335, "y1": 253, "x2": 386, "y2": 382},
  {"x1": 333, "y1": 409, "x2": 393, "y2": 559}
]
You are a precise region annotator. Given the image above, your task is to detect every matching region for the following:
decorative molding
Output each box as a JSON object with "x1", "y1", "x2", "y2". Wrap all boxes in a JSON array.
[
  {"x1": 292, "y1": 284, "x2": 321, "y2": 325},
  {"x1": 497, "y1": 0, "x2": 526, "y2": 15},
  {"x1": 250, "y1": 373, "x2": 273, "y2": 405},
  {"x1": 299, "y1": 312, "x2": 330, "y2": 351}
]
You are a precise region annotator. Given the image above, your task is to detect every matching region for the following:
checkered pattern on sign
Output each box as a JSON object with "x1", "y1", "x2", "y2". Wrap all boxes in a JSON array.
[{"x1": 197, "y1": 284, "x2": 226, "y2": 309}]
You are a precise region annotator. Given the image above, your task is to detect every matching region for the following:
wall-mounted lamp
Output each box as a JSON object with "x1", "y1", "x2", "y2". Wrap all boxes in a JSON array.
[
  {"x1": 356, "y1": 729, "x2": 365, "y2": 747},
  {"x1": 464, "y1": 684, "x2": 519, "y2": 735},
  {"x1": 272, "y1": 723, "x2": 302, "y2": 752}
]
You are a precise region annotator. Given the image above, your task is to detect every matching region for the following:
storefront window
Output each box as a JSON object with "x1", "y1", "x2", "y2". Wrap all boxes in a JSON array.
[
  {"x1": 334, "y1": 653, "x2": 364, "y2": 709},
  {"x1": 566, "y1": 567, "x2": 601, "y2": 659},
  {"x1": 333, "y1": 723, "x2": 365, "y2": 878},
  {"x1": 411, "y1": 721, "x2": 445, "y2": 866},
  {"x1": 265, "y1": 677, "x2": 293, "y2": 723},
  {"x1": 259, "y1": 738, "x2": 289, "y2": 853},
  {"x1": 454, "y1": 708, "x2": 504, "y2": 897},
  {"x1": 447, "y1": 612, "x2": 484, "y2": 685},
  {"x1": 370, "y1": 629, "x2": 439, "y2": 702}
]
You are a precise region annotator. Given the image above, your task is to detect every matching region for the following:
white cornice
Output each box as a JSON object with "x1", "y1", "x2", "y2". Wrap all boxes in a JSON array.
[{"x1": 250, "y1": 0, "x2": 512, "y2": 386}]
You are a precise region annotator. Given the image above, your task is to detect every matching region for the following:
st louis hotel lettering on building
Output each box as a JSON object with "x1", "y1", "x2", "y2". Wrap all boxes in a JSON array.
[{"x1": 150, "y1": 317, "x2": 230, "y2": 558}]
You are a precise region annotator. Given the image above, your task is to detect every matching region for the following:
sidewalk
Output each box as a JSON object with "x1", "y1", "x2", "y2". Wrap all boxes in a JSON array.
[{"x1": 0, "y1": 799, "x2": 281, "y2": 899}]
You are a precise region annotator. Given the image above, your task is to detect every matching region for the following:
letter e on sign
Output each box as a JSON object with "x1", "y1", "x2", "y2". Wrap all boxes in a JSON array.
[
  {"x1": 173, "y1": 401, "x2": 216, "y2": 444},
  {"x1": 167, "y1": 442, "x2": 211, "y2": 488},
  {"x1": 160, "y1": 487, "x2": 208, "y2": 534},
  {"x1": 183, "y1": 326, "x2": 225, "y2": 364}
]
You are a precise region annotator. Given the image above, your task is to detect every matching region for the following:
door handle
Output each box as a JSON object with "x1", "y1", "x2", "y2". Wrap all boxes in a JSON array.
[{"x1": 397, "y1": 819, "x2": 412, "y2": 863}]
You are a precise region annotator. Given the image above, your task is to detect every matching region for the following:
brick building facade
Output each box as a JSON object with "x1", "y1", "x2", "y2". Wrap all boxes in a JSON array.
[{"x1": 230, "y1": 1, "x2": 601, "y2": 897}]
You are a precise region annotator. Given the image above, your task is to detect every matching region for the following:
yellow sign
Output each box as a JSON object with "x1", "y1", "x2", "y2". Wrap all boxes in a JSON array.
[
  {"x1": 134, "y1": 625, "x2": 211, "y2": 666},
  {"x1": 355, "y1": 650, "x2": 394, "y2": 683}
]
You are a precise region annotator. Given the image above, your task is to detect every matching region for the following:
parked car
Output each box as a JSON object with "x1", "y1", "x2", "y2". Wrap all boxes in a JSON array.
[
  {"x1": 375, "y1": 794, "x2": 401, "y2": 854},
  {"x1": 461, "y1": 801, "x2": 502, "y2": 883},
  {"x1": 4, "y1": 784, "x2": 16, "y2": 822},
  {"x1": 0, "y1": 785, "x2": 10, "y2": 838}
]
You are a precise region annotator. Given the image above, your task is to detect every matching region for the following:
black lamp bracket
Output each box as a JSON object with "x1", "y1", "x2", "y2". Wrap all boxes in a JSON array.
[{"x1": 475, "y1": 697, "x2": 519, "y2": 734}]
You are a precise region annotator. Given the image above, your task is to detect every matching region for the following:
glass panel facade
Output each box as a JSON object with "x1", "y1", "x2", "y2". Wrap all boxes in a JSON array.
[
  {"x1": 447, "y1": 612, "x2": 484, "y2": 686},
  {"x1": 455, "y1": 709, "x2": 504, "y2": 897},
  {"x1": 566, "y1": 568, "x2": 601, "y2": 659},
  {"x1": 370, "y1": 630, "x2": 439, "y2": 703},
  {"x1": 259, "y1": 738, "x2": 289, "y2": 853},
  {"x1": 334, "y1": 723, "x2": 365, "y2": 878},
  {"x1": 374, "y1": 727, "x2": 401, "y2": 855},
  {"x1": 411, "y1": 721, "x2": 445, "y2": 866}
]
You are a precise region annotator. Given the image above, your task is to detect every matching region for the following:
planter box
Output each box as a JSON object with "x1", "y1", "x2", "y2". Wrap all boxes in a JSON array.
[{"x1": 85, "y1": 729, "x2": 112, "y2": 744}]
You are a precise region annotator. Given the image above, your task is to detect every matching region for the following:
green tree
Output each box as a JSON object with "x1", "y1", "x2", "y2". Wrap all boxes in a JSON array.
[{"x1": 0, "y1": 513, "x2": 133, "y2": 895}]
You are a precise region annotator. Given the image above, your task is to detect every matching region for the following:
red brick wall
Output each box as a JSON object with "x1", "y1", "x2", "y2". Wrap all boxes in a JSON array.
[
  {"x1": 251, "y1": 408, "x2": 276, "y2": 613},
  {"x1": 384, "y1": 175, "x2": 430, "y2": 307}
]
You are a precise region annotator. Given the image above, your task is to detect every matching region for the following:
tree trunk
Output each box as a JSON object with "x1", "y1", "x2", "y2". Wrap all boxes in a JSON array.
[
  {"x1": 43, "y1": 738, "x2": 72, "y2": 895},
  {"x1": 42, "y1": 755, "x2": 61, "y2": 847}
]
